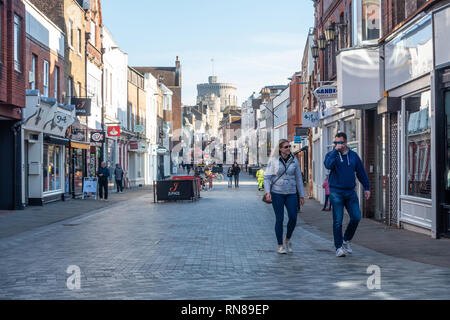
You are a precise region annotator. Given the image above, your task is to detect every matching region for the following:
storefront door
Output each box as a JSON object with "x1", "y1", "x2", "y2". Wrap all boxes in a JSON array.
[
  {"x1": 443, "y1": 90, "x2": 450, "y2": 235},
  {"x1": 374, "y1": 113, "x2": 387, "y2": 222}
]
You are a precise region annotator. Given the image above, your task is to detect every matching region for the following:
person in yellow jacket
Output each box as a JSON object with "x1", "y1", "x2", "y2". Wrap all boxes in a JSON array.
[{"x1": 256, "y1": 166, "x2": 265, "y2": 191}]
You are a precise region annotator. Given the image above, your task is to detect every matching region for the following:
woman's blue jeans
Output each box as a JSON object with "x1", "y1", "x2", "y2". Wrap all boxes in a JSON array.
[
  {"x1": 329, "y1": 190, "x2": 361, "y2": 249},
  {"x1": 271, "y1": 192, "x2": 298, "y2": 245}
]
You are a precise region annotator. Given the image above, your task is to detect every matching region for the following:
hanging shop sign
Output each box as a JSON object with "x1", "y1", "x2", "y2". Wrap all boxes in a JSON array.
[
  {"x1": 302, "y1": 112, "x2": 320, "y2": 127},
  {"x1": 134, "y1": 124, "x2": 144, "y2": 134},
  {"x1": 129, "y1": 140, "x2": 139, "y2": 150},
  {"x1": 107, "y1": 126, "x2": 121, "y2": 137},
  {"x1": 314, "y1": 85, "x2": 337, "y2": 101},
  {"x1": 72, "y1": 98, "x2": 92, "y2": 116},
  {"x1": 90, "y1": 131, "x2": 106, "y2": 143}
]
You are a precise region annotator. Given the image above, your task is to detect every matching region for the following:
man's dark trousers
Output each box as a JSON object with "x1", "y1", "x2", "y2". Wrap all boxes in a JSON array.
[
  {"x1": 99, "y1": 178, "x2": 108, "y2": 199},
  {"x1": 116, "y1": 179, "x2": 123, "y2": 192}
]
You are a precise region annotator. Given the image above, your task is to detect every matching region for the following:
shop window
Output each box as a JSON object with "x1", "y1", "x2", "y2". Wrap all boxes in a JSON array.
[
  {"x1": 405, "y1": 91, "x2": 431, "y2": 199},
  {"x1": 326, "y1": 123, "x2": 338, "y2": 152},
  {"x1": 43, "y1": 144, "x2": 62, "y2": 193},
  {"x1": 344, "y1": 118, "x2": 358, "y2": 151}
]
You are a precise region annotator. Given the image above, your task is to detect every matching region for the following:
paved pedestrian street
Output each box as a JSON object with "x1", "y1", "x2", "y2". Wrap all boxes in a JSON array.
[{"x1": 0, "y1": 173, "x2": 449, "y2": 300}]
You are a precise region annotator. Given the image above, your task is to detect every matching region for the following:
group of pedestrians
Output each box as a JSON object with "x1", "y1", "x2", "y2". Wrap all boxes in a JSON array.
[
  {"x1": 96, "y1": 162, "x2": 126, "y2": 201},
  {"x1": 263, "y1": 132, "x2": 370, "y2": 258},
  {"x1": 227, "y1": 162, "x2": 241, "y2": 188}
]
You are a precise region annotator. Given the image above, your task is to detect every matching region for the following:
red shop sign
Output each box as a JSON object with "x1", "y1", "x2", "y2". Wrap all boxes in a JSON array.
[{"x1": 107, "y1": 126, "x2": 121, "y2": 137}]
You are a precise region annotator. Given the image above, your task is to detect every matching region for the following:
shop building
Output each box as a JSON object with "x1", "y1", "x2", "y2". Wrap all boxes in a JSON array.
[{"x1": 0, "y1": 0, "x2": 26, "y2": 210}]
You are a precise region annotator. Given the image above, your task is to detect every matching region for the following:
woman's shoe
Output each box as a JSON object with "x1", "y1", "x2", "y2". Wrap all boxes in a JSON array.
[{"x1": 277, "y1": 247, "x2": 287, "y2": 254}]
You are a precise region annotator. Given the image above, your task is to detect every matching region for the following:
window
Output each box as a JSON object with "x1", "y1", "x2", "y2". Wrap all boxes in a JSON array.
[
  {"x1": 405, "y1": 91, "x2": 431, "y2": 199},
  {"x1": 54, "y1": 66, "x2": 59, "y2": 100},
  {"x1": 68, "y1": 77, "x2": 73, "y2": 104},
  {"x1": 77, "y1": 82, "x2": 81, "y2": 97},
  {"x1": 344, "y1": 118, "x2": 358, "y2": 151},
  {"x1": 90, "y1": 20, "x2": 96, "y2": 46},
  {"x1": 0, "y1": 5, "x2": 2, "y2": 61},
  {"x1": 43, "y1": 60, "x2": 49, "y2": 97},
  {"x1": 361, "y1": 0, "x2": 380, "y2": 41},
  {"x1": 326, "y1": 123, "x2": 338, "y2": 152},
  {"x1": 31, "y1": 54, "x2": 37, "y2": 90},
  {"x1": 14, "y1": 15, "x2": 21, "y2": 71},
  {"x1": 78, "y1": 28, "x2": 82, "y2": 54},
  {"x1": 68, "y1": 20, "x2": 73, "y2": 48}
]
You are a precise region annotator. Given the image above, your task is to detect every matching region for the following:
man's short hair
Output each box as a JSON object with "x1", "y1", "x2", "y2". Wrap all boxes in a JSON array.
[{"x1": 335, "y1": 132, "x2": 347, "y2": 141}]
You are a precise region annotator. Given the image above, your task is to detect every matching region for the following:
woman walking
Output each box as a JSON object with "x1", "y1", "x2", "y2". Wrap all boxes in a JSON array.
[{"x1": 264, "y1": 139, "x2": 305, "y2": 254}]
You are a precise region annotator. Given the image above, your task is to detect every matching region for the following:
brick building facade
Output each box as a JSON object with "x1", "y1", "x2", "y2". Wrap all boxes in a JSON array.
[{"x1": 0, "y1": 0, "x2": 26, "y2": 210}]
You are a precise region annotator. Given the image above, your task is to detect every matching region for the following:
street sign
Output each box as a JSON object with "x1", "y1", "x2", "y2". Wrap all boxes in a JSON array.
[{"x1": 294, "y1": 136, "x2": 302, "y2": 143}]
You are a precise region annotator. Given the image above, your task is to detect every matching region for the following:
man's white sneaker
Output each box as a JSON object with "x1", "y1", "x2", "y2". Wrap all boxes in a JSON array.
[
  {"x1": 284, "y1": 241, "x2": 293, "y2": 253},
  {"x1": 342, "y1": 240, "x2": 352, "y2": 254},
  {"x1": 277, "y1": 247, "x2": 287, "y2": 254},
  {"x1": 336, "y1": 247, "x2": 346, "y2": 257}
]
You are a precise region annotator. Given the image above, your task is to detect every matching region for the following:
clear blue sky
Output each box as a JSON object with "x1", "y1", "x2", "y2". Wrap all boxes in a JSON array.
[{"x1": 102, "y1": 0, "x2": 314, "y2": 106}]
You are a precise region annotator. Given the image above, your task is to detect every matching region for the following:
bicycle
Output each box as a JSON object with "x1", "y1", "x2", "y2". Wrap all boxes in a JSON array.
[{"x1": 212, "y1": 173, "x2": 223, "y2": 180}]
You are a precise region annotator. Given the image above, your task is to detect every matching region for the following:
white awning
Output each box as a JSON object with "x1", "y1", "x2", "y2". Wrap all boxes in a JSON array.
[{"x1": 337, "y1": 46, "x2": 381, "y2": 109}]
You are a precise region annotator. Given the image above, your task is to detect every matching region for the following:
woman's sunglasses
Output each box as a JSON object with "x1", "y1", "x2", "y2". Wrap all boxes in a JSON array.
[
  {"x1": 282, "y1": 145, "x2": 291, "y2": 149},
  {"x1": 333, "y1": 141, "x2": 345, "y2": 145}
]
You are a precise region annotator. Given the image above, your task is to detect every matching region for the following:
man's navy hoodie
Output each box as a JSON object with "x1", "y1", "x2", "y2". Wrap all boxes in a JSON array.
[{"x1": 324, "y1": 149, "x2": 370, "y2": 193}]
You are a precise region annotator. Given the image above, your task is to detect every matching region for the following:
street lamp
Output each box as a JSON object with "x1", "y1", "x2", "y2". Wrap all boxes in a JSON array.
[
  {"x1": 317, "y1": 34, "x2": 327, "y2": 50},
  {"x1": 311, "y1": 43, "x2": 319, "y2": 59},
  {"x1": 325, "y1": 25, "x2": 335, "y2": 42}
]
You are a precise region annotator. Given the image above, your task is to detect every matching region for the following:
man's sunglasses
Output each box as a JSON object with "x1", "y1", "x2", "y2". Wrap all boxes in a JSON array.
[
  {"x1": 333, "y1": 141, "x2": 345, "y2": 145},
  {"x1": 282, "y1": 145, "x2": 291, "y2": 149}
]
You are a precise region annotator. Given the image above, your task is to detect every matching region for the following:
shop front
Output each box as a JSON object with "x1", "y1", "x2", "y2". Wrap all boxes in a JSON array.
[
  {"x1": 383, "y1": 13, "x2": 434, "y2": 236},
  {"x1": 22, "y1": 92, "x2": 76, "y2": 205},
  {"x1": 433, "y1": 4, "x2": 450, "y2": 238}
]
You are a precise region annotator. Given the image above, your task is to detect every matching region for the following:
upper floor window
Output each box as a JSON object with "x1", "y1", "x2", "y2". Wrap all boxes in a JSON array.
[
  {"x1": 78, "y1": 28, "x2": 82, "y2": 54},
  {"x1": 54, "y1": 66, "x2": 59, "y2": 100},
  {"x1": 352, "y1": 0, "x2": 381, "y2": 46},
  {"x1": 362, "y1": 0, "x2": 380, "y2": 41},
  {"x1": 90, "y1": 20, "x2": 96, "y2": 46},
  {"x1": 14, "y1": 15, "x2": 21, "y2": 72},
  {"x1": 43, "y1": 60, "x2": 49, "y2": 97},
  {"x1": 30, "y1": 54, "x2": 37, "y2": 90},
  {"x1": 68, "y1": 19, "x2": 73, "y2": 48}
]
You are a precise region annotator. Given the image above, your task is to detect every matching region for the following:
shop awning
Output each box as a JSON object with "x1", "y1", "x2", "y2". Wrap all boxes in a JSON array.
[
  {"x1": 43, "y1": 134, "x2": 70, "y2": 146},
  {"x1": 70, "y1": 141, "x2": 90, "y2": 150}
]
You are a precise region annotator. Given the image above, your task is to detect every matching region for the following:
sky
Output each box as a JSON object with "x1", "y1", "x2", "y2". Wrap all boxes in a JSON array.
[{"x1": 102, "y1": 0, "x2": 314, "y2": 106}]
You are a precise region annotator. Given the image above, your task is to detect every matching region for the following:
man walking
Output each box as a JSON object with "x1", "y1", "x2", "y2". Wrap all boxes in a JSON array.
[
  {"x1": 256, "y1": 166, "x2": 265, "y2": 191},
  {"x1": 324, "y1": 132, "x2": 370, "y2": 257},
  {"x1": 114, "y1": 163, "x2": 124, "y2": 193},
  {"x1": 232, "y1": 162, "x2": 241, "y2": 188},
  {"x1": 97, "y1": 161, "x2": 110, "y2": 200}
]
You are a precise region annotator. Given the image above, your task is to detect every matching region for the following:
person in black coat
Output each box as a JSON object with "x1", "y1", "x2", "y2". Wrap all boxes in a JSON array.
[
  {"x1": 97, "y1": 161, "x2": 110, "y2": 200},
  {"x1": 232, "y1": 162, "x2": 241, "y2": 188}
]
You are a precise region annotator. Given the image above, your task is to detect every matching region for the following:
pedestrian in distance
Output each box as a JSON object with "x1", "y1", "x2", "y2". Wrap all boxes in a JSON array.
[
  {"x1": 322, "y1": 174, "x2": 331, "y2": 211},
  {"x1": 232, "y1": 161, "x2": 241, "y2": 188},
  {"x1": 114, "y1": 163, "x2": 124, "y2": 193},
  {"x1": 264, "y1": 139, "x2": 305, "y2": 254},
  {"x1": 97, "y1": 161, "x2": 110, "y2": 201},
  {"x1": 324, "y1": 132, "x2": 370, "y2": 258},
  {"x1": 227, "y1": 167, "x2": 233, "y2": 188},
  {"x1": 256, "y1": 166, "x2": 265, "y2": 191}
]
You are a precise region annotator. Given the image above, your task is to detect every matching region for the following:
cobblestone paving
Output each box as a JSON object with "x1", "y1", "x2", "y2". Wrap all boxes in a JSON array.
[{"x1": 0, "y1": 174, "x2": 449, "y2": 299}]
